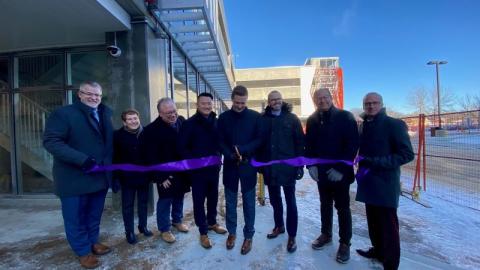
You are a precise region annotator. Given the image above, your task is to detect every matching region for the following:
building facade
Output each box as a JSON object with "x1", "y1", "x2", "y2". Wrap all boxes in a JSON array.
[
  {"x1": 0, "y1": 0, "x2": 235, "y2": 196},
  {"x1": 235, "y1": 57, "x2": 342, "y2": 118}
]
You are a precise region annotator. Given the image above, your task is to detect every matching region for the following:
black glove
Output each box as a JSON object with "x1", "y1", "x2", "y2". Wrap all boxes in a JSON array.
[
  {"x1": 81, "y1": 157, "x2": 97, "y2": 172},
  {"x1": 295, "y1": 167, "x2": 304, "y2": 180},
  {"x1": 359, "y1": 157, "x2": 372, "y2": 168}
]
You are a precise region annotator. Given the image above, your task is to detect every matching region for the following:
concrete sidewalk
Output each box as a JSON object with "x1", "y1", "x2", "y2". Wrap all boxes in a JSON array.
[{"x1": 0, "y1": 179, "x2": 464, "y2": 270}]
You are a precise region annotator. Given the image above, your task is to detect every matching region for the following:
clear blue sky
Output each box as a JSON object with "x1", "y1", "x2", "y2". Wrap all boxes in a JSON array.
[{"x1": 223, "y1": 0, "x2": 480, "y2": 112}]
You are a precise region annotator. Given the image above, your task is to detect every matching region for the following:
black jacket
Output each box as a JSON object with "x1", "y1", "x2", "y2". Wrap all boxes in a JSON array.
[
  {"x1": 43, "y1": 101, "x2": 113, "y2": 197},
  {"x1": 356, "y1": 109, "x2": 414, "y2": 208},
  {"x1": 178, "y1": 111, "x2": 221, "y2": 181},
  {"x1": 258, "y1": 103, "x2": 305, "y2": 186},
  {"x1": 113, "y1": 127, "x2": 149, "y2": 188},
  {"x1": 218, "y1": 108, "x2": 263, "y2": 191},
  {"x1": 305, "y1": 106, "x2": 359, "y2": 183},
  {"x1": 140, "y1": 116, "x2": 190, "y2": 197}
]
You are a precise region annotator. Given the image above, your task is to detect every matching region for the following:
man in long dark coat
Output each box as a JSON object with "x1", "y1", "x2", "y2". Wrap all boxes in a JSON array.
[
  {"x1": 43, "y1": 81, "x2": 113, "y2": 269},
  {"x1": 356, "y1": 92, "x2": 414, "y2": 270}
]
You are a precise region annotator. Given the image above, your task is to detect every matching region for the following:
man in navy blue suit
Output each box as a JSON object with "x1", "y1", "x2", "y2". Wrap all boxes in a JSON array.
[{"x1": 44, "y1": 81, "x2": 113, "y2": 269}]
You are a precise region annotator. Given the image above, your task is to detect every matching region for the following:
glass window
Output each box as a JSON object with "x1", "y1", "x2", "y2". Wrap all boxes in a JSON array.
[
  {"x1": 70, "y1": 51, "x2": 108, "y2": 88},
  {"x1": 199, "y1": 77, "x2": 206, "y2": 93},
  {"x1": 0, "y1": 58, "x2": 8, "y2": 91},
  {"x1": 172, "y1": 45, "x2": 187, "y2": 118},
  {"x1": 16, "y1": 90, "x2": 65, "y2": 193},
  {"x1": 187, "y1": 62, "x2": 197, "y2": 116},
  {"x1": 18, "y1": 55, "x2": 64, "y2": 88},
  {"x1": 0, "y1": 91, "x2": 12, "y2": 193}
]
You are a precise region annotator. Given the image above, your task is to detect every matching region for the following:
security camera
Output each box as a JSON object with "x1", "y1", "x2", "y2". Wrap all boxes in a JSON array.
[{"x1": 106, "y1": 45, "x2": 122, "y2": 57}]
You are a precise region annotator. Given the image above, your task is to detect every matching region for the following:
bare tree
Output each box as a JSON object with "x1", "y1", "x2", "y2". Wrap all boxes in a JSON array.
[
  {"x1": 406, "y1": 86, "x2": 458, "y2": 114},
  {"x1": 406, "y1": 86, "x2": 431, "y2": 114},
  {"x1": 459, "y1": 93, "x2": 480, "y2": 111}
]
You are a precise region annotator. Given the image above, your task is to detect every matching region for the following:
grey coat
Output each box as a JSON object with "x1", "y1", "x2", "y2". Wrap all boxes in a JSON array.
[
  {"x1": 355, "y1": 109, "x2": 414, "y2": 208},
  {"x1": 43, "y1": 101, "x2": 113, "y2": 197}
]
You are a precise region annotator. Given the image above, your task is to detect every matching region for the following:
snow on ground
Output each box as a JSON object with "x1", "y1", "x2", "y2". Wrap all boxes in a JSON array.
[{"x1": 0, "y1": 172, "x2": 478, "y2": 269}]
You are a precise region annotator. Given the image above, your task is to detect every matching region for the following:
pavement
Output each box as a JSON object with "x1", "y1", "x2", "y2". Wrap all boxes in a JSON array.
[{"x1": 0, "y1": 174, "x2": 465, "y2": 270}]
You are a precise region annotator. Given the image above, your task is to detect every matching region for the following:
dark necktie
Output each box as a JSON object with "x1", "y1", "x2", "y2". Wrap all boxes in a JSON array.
[{"x1": 92, "y1": 109, "x2": 100, "y2": 123}]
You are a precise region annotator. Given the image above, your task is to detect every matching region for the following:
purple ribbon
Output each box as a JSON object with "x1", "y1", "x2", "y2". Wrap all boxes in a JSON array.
[
  {"x1": 88, "y1": 156, "x2": 222, "y2": 173},
  {"x1": 250, "y1": 156, "x2": 362, "y2": 168}
]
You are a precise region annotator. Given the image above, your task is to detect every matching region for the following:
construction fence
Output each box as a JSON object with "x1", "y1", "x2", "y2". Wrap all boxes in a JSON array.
[{"x1": 400, "y1": 110, "x2": 480, "y2": 210}]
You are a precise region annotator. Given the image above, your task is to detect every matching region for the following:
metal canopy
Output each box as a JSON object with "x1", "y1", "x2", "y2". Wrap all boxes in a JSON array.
[{"x1": 149, "y1": 0, "x2": 234, "y2": 101}]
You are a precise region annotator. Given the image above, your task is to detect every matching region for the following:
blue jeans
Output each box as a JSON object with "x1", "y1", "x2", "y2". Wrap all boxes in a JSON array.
[
  {"x1": 156, "y1": 195, "x2": 184, "y2": 232},
  {"x1": 60, "y1": 189, "x2": 108, "y2": 256},
  {"x1": 268, "y1": 185, "x2": 298, "y2": 237},
  {"x1": 225, "y1": 187, "x2": 255, "y2": 239}
]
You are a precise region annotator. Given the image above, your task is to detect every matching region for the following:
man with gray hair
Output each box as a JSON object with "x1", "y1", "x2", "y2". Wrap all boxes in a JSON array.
[
  {"x1": 356, "y1": 92, "x2": 414, "y2": 270},
  {"x1": 44, "y1": 81, "x2": 114, "y2": 269},
  {"x1": 305, "y1": 88, "x2": 359, "y2": 264},
  {"x1": 140, "y1": 98, "x2": 190, "y2": 244}
]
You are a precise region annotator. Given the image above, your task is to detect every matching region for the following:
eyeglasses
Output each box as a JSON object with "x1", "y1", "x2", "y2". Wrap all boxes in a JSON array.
[
  {"x1": 79, "y1": 91, "x2": 102, "y2": 98},
  {"x1": 161, "y1": 110, "x2": 177, "y2": 116},
  {"x1": 364, "y1": 101, "x2": 381, "y2": 106}
]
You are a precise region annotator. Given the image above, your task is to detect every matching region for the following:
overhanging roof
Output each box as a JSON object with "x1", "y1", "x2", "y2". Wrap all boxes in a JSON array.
[
  {"x1": 0, "y1": 0, "x2": 130, "y2": 53},
  {"x1": 148, "y1": 0, "x2": 234, "y2": 101}
]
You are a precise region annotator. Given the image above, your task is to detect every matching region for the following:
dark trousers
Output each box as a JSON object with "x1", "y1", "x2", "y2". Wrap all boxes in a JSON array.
[
  {"x1": 121, "y1": 184, "x2": 150, "y2": 233},
  {"x1": 317, "y1": 180, "x2": 352, "y2": 245},
  {"x1": 267, "y1": 185, "x2": 298, "y2": 237},
  {"x1": 60, "y1": 189, "x2": 108, "y2": 256},
  {"x1": 366, "y1": 204, "x2": 400, "y2": 270},
  {"x1": 191, "y1": 177, "x2": 219, "y2": 235}
]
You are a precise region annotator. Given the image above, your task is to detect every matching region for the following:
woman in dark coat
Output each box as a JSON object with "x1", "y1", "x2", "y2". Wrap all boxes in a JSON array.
[{"x1": 113, "y1": 109, "x2": 152, "y2": 244}]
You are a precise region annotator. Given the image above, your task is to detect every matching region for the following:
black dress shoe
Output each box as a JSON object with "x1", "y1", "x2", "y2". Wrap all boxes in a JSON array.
[
  {"x1": 336, "y1": 243, "x2": 350, "y2": 264},
  {"x1": 287, "y1": 237, "x2": 297, "y2": 253},
  {"x1": 356, "y1": 247, "x2": 377, "y2": 259},
  {"x1": 138, "y1": 226, "x2": 153, "y2": 237},
  {"x1": 126, "y1": 231, "x2": 137, "y2": 245},
  {"x1": 267, "y1": 226, "x2": 285, "y2": 239}
]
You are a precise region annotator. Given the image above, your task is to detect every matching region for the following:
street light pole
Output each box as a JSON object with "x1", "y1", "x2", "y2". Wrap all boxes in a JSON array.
[{"x1": 427, "y1": 60, "x2": 447, "y2": 129}]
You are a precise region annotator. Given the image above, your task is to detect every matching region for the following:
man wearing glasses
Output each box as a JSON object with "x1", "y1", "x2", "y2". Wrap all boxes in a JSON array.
[
  {"x1": 356, "y1": 92, "x2": 414, "y2": 270},
  {"x1": 140, "y1": 98, "x2": 190, "y2": 244},
  {"x1": 305, "y1": 88, "x2": 359, "y2": 264},
  {"x1": 43, "y1": 81, "x2": 114, "y2": 269}
]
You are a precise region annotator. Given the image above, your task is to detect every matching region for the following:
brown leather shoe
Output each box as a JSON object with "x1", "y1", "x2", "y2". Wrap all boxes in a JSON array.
[
  {"x1": 267, "y1": 226, "x2": 285, "y2": 239},
  {"x1": 208, "y1": 224, "x2": 227, "y2": 234},
  {"x1": 240, "y1": 238, "x2": 252, "y2": 255},
  {"x1": 161, "y1": 231, "x2": 176, "y2": 243},
  {"x1": 79, "y1": 254, "x2": 100, "y2": 269},
  {"x1": 91, "y1": 243, "x2": 111, "y2": 256},
  {"x1": 172, "y1": 223, "x2": 189, "y2": 233},
  {"x1": 200, "y1": 234, "x2": 212, "y2": 249},
  {"x1": 226, "y1": 234, "x2": 236, "y2": 250}
]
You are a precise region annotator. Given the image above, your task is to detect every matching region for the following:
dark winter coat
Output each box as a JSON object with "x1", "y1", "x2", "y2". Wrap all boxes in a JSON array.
[
  {"x1": 355, "y1": 109, "x2": 414, "y2": 208},
  {"x1": 305, "y1": 106, "x2": 359, "y2": 183},
  {"x1": 218, "y1": 108, "x2": 263, "y2": 191},
  {"x1": 257, "y1": 103, "x2": 305, "y2": 186},
  {"x1": 140, "y1": 116, "x2": 190, "y2": 198},
  {"x1": 178, "y1": 111, "x2": 221, "y2": 181},
  {"x1": 113, "y1": 127, "x2": 149, "y2": 188},
  {"x1": 43, "y1": 101, "x2": 113, "y2": 197}
]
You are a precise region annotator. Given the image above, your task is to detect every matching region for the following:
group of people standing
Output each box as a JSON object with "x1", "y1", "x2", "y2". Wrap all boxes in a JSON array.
[{"x1": 43, "y1": 81, "x2": 413, "y2": 270}]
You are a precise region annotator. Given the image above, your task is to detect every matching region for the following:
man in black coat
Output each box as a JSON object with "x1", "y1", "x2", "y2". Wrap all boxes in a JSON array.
[
  {"x1": 305, "y1": 88, "x2": 359, "y2": 264},
  {"x1": 356, "y1": 92, "x2": 414, "y2": 270},
  {"x1": 258, "y1": 90, "x2": 305, "y2": 253},
  {"x1": 43, "y1": 81, "x2": 113, "y2": 269},
  {"x1": 140, "y1": 98, "x2": 190, "y2": 244},
  {"x1": 178, "y1": 93, "x2": 227, "y2": 249},
  {"x1": 113, "y1": 109, "x2": 153, "y2": 245},
  {"x1": 218, "y1": 85, "x2": 263, "y2": 255}
]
